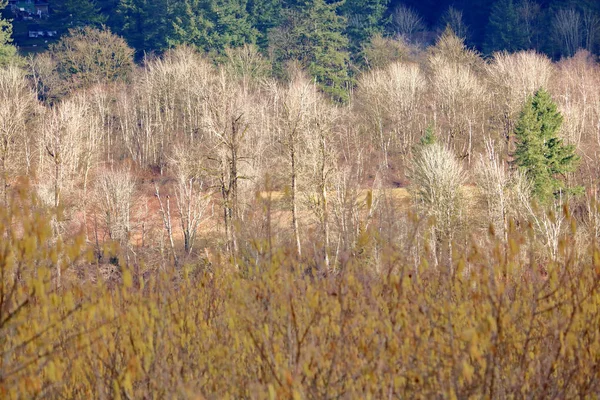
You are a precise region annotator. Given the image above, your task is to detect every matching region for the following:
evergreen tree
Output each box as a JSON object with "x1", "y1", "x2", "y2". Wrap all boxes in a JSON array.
[
  {"x1": 169, "y1": 0, "x2": 213, "y2": 50},
  {"x1": 513, "y1": 88, "x2": 580, "y2": 204},
  {"x1": 169, "y1": 0, "x2": 257, "y2": 55},
  {"x1": 412, "y1": 123, "x2": 437, "y2": 155},
  {"x1": 484, "y1": 0, "x2": 528, "y2": 54},
  {"x1": 117, "y1": 0, "x2": 171, "y2": 53},
  {"x1": 52, "y1": 0, "x2": 107, "y2": 29},
  {"x1": 453, "y1": 0, "x2": 496, "y2": 49},
  {"x1": 97, "y1": 0, "x2": 121, "y2": 28},
  {"x1": 420, "y1": 124, "x2": 437, "y2": 146},
  {"x1": 247, "y1": 0, "x2": 282, "y2": 50},
  {"x1": 271, "y1": 0, "x2": 351, "y2": 103},
  {"x1": 0, "y1": 1, "x2": 17, "y2": 66},
  {"x1": 340, "y1": 0, "x2": 389, "y2": 54}
]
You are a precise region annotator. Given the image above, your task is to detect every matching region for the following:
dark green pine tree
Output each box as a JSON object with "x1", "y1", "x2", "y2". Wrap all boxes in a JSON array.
[
  {"x1": 484, "y1": 0, "x2": 527, "y2": 54},
  {"x1": 513, "y1": 88, "x2": 580, "y2": 204},
  {"x1": 340, "y1": 0, "x2": 389, "y2": 55},
  {"x1": 306, "y1": 0, "x2": 351, "y2": 103},
  {"x1": 0, "y1": 1, "x2": 17, "y2": 66},
  {"x1": 453, "y1": 0, "x2": 496, "y2": 49},
  {"x1": 116, "y1": 0, "x2": 171, "y2": 54},
  {"x1": 412, "y1": 123, "x2": 437, "y2": 155},
  {"x1": 247, "y1": 0, "x2": 282, "y2": 50},
  {"x1": 169, "y1": 0, "x2": 213, "y2": 50},
  {"x1": 52, "y1": 0, "x2": 107, "y2": 29},
  {"x1": 96, "y1": 0, "x2": 121, "y2": 28},
  {"x1": 420, "y1": 124, "x2": 437, "y2": 146},
  {"x1": 168, "y1": 0, "x2": 257, "y2": 55},
  {"x1": 273, "y1": 0, "x2": 351, "y2": 103}
]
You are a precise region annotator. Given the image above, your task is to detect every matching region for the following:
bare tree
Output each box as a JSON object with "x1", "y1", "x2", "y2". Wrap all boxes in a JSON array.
[
  {"x1": 40, "y1": 99, "x2": 86, "y2": 212},
  {"x1": 476, "y1": 138, "x2": 526, "y2": 245},
  {"x1": 96, "y1": 168, "x2": 136, "y2": 257},
  {"x1": 155, "y1": 184, "x2": 178, "y2": 267},
  {"x1": 203, "y1": 72, "x2": 253, "y2": 261},
  {"x1": 306, "y1": 102, "x2": 339, "y2": 271},
  {"x1": 513, "y1": 174, "x2": 565, "y2": 261},
  {"x1": 440, "y1": 6, "x2": 469, "y2": 40},
  {"x1": 361, "y1": 34, "x2": 410, "y2": 70},
  {"x1": 224, "y1": 44, "x2": 272, "y2": 92},
  {"x1": 518, "y1": 0, "x2": 542, "y2": 48},
  {"x1": 392, "y1": 5, "x2": 425, "y2": 43},
  {"x1": 122, "y1": 47, "x2": 215, "y2": 169},
  {"x1": 67, "y1": 90, "x2": 104, "y2": 240},
  {"x1": 356, "y1": 61, "x2": 427, "y2": 169},
  {"x1": 274, "y1": 73, "x2": 319, "y2": 257},
  {"x1": 429, "y1": 52, "x2": 487, "y2": 162},
  {"x1": 0, "y1": 65, "x2": 38, "y2": 204},
  {"x1": 171, "y1": 145, "x2": 211, "y2": 256},
  {"x1": 554, "y1": 9, "x2": 583, "y2": 57},
  {"x1": 583, "y1": 9, "x2": 600, "y2": 53},
  {"x1": 409, "y1": 143, "x2": 466, "y2": 270},
  {"x1": 428, "y1": 28, "x2": 482, "y2": 69},
  {"x1": 486, "y1": 51, "x2": 553, "y2": 150}
]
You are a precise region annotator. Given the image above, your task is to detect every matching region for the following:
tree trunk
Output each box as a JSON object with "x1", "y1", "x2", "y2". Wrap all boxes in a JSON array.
[
  {"x1": 320, "y1": 134, "x2": 330, "y2": 270},
  {"x1": 291, "y1": 144, "x2": 302, "y2": 258}
]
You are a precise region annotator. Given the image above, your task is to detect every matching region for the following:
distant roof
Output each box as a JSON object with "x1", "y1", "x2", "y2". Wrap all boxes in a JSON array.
[{"x1": 15, "y1": 1, "x2": 36, "y2": 12}]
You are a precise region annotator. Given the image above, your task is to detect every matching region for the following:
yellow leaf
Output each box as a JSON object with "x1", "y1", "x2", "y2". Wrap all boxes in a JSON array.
[
  {"x1": 462, "y1": 360, "x2": 474, "y2": 383},
  {"x1": 123, "y1": 269, "x2": 133, "y2": 289}
]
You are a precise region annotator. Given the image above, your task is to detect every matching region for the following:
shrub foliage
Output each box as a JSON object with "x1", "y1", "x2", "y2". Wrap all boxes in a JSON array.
[{"x1": 3, "y1": 188, "x2": 600, "y2": 398}]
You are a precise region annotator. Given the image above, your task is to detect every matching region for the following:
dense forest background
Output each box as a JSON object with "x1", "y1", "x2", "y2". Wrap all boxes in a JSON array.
[
  {"x1": 31, "y1": 0, "x2": 600, "y2": 57},
  {"x1": 4, "y1": 0, "x2": 600, "y2": 101}
]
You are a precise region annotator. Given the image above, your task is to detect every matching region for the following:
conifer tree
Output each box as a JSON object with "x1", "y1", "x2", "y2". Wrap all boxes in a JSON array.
[
  {"x1": 484, "y1": 0, "x2": 528, "y2": 53},
  {"x1": 0, "y1": 0, "x2": 16, "y2": 66},
  {"x1": 247, "y1": 0, "x2": 282, "y2": 50},
  {"x1": 117, "y1": 0, "x2": 171, "y2": 53},
  {"x1": 341, "y1": 0, "x2": 389, "y2": 54},
  {"x1": 271, "y1": 0, "x2": 352, "y2": 103},
  {"x1": 419, "y1": 124, "x2": 437, "y2": 146},
  {"x1": 169, "y1": 0, "x2": 257, "y2": 54},
  {"x1": 53, "y1": 0, "x2": 107, "y2": 29},
  {"x1": 513, "y1": 88, "x2": 580, "y2": 204}
]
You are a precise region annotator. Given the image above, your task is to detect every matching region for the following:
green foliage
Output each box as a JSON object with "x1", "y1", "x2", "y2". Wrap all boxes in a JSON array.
[
  {"x1": 52, "y1": 0, "x2": 108, "y2": 29},
  {"x1": 484, "y1": 0, "x2": 528, "y2": 54},
  {"x1": 0, "y1": 0, "x2": 17, "y2": 66},
  {"x1": 116, "y1": 0, "x2": 171, "y2": 53},
  {"x1": 247, "y1": 0, "x2": 282, "y2": 49},
  {"x1": 340, "y1": 0, "x2": 389, "y2": 54},
  {"x1": 4, "y1": 34, "x2": 600, "y2": 398},
  {"x1": 419, "y1": 124, "x2": 437, "y2": 146},
  {"x1": 513, "y1": 88, "x2": 580, "y2": 204},
  {"x1": 270, "y1": 0, "x2": 352, "y2": 103},
  {"x1": 411, "y1": 124, "x2": 437, "y2": 156},
  {"x1": 168, "y1": 0, "x2": 257, "y2": 56}
]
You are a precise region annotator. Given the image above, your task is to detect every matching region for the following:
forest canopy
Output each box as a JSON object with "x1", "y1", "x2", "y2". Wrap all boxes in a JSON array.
[{"x1": 3, "y1": 0, "x2": 600, "y2": 99}]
